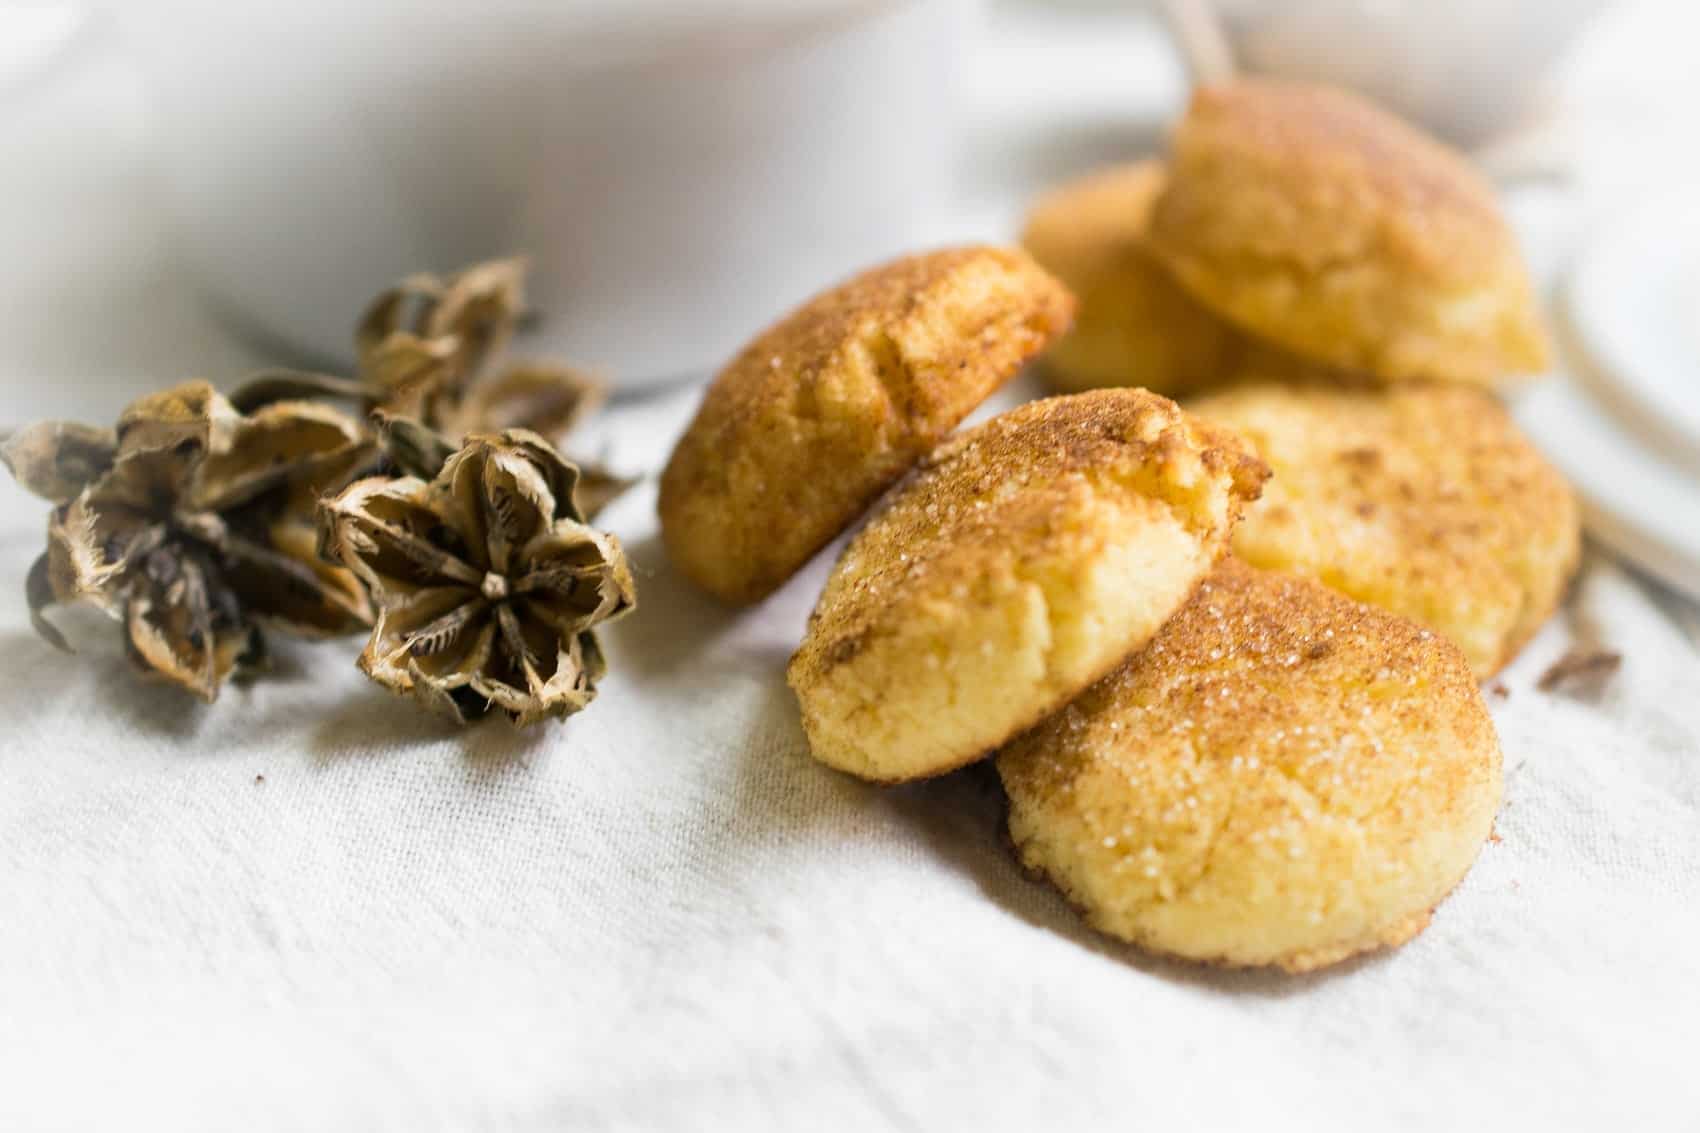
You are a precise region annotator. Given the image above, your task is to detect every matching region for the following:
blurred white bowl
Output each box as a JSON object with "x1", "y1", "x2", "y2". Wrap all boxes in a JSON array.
[
  {"x1": 1213, "y1": 0, "x2": 1607, "y2": 145},
  {"x1": 121, "y1": 0, "x2": 973, "y2": 390}
]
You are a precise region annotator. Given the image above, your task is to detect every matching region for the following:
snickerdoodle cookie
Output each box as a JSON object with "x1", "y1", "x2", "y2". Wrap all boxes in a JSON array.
[
  {"x1": 999, "y1": 560, "x2": 1502, "y2": 973},
  {"x1": 1189, "y1": 380, "x2": 1579, "y2": 677},
  {"x1": 1148, "y1": 79, "x2": 1549, "y2": 386},
  {"x1": 789, "y1": 389, "x2": 1267, "y2": 783},
  {"x1": 659, "y1": 246, "x2": 1074, "y2": 605},
  {"x1": 1021, "y1": 160, "x2": 1248, "y2": 395}
]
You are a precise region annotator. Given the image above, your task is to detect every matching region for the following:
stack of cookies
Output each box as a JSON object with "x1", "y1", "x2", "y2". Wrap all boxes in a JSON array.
[
  {"x1": 658, "y1": 79, "x2": 1579, "y2": 973},
  {"x1": 1024, "y1": 79, "x2": 1581, "y2": 680}
]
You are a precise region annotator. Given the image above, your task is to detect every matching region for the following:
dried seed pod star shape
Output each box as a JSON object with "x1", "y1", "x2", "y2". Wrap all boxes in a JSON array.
[
  {"x1": 356, "y1": 256, "x2": 525, "y2": 423},
  {"x1": 352, "y1": 256, "x2": 636, "y2": 517},
  {"x1": 1, "y1": 381, "x2": 374, "y2": 701},
  {"x1": 321, "y1": 430, "x2": 636, "y2": 726}
]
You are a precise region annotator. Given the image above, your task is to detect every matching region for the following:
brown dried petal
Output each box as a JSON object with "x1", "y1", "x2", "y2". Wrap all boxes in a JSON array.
[
  {"x1": 449, "y1": 621, "x2": 498, "y2": 690},
  {"x1": 359, "y1": 589, "x2": 500, "y2": 723},
  {"x1": 434, "y1": 430, "x2": 579, "y2": 572},
  {"x1": 571, "y1": 463, "x2": 637, "y2": 521},
  {"x1": 599, "y1": 551, "x2": 637, "y2": 619},
  {"x1": 90, "y1": 443, "x2": 198, "y2": 516},
  {"x1": 578, "y1": 630, "x2": 608, "y2": 685},
  {"x1": 360, "y1": 272, "x2": 430, "y2": 332},
  {"x1": 515, "y1": 524, "x2": 636, "y2": 622},
  {"x1": 482, "y1": 448, "x2": 559, "y2": 573},
  {"x1": 400, "y1": 593, "x2": 490, "y2": 668},
  {"x1": 1, "y1": 421, "x2": 116, "y2": 504},
  {"x1": 470, "y1": 665, "x2": 543, "y2": 724},
  {"x1": 357, "y1": 273, "x2": 446, "y2": 366},
  {"x1": 357, "y1": 258, "x2": 526, "y2": 402},
  {"x1": 441, "y1": 443, "x2": 494, "y2": 558},
  {"x1": 226, "y1": 371, "x2": 372, "y2": 414},
  {"x1": 363, "y1": 332, "x2": 460, "y2": 404},
  {"x1": 113, "y1": 380, "x2": 234, "y2": 458},
  {"x1": 361, "y1": 585, "x2": 480, "y2": 683},
  {"x1": 373, "y1": 412, "x2": 457, "y2": 482},
  {"x1": 192, "y1": 399, "x2": 367, "y2": 514},
  {"x1": 517, "y1": 634, "x2": 603, "y2": 727},
  {"x1": 462, "y1": 607, "x2": 557, "y2": 720},
  {"x1": 226, "y1": 516, "x2": 373, "y2": 637},
  {"x1": 123, "y1": 571, "x2": 250, "y2": 702},
  {"x1": 25, "y1": 552, "x2": 71, "y2": 653},
  {"x1": 422, "y1": 257, "x2": 526, "y2": 366},
  {"x1": 517, "y1": 594, "x2": 598, "y2": 639},
  {"x1": 45, "y1": 494, "x2": 136, "y2": 609},
  {"x1": 486, "y1": 430, "x2": 584, "y2": 520},
  {"x1": 452, "y1": 363, "x2": 606, "y2": 443},
  {"x1": 96, "y1": 381, "x2": 275, "y2": 516},
  {"x1": 494, "y1": 599, "x2": 533, "y2": 670},
  {"x1": 321, "y1": 477, "x2": 482, "y2": 592}
]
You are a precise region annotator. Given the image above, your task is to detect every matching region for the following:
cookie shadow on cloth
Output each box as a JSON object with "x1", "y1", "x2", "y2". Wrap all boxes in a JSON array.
[
  {"x1": 615, "y1": 678, "x2": 879, "y2": 949},
  {"x1": 893, "y1": 763, "x2": 1394, "y2": 996},
  {"x1": 0, "y1": 625, "x2": 211, "y2": 741},
  {"x1": 701, "y1": 678, "x2": 874, "y2": 844},
  {"x1": 604, "y1": 532, "x2": 791, "y2": 685},
  {"x1": 709, "y1": 696, "x2": 1395, "y2": 993}
]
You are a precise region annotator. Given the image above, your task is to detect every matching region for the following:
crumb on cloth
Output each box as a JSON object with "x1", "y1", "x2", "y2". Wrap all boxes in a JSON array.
[{"x1": 1537, "y1": 648, "x2": 1621, "y2": 699}]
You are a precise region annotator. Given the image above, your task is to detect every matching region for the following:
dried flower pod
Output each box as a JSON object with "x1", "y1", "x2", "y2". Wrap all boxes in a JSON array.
[
  {"x1": 0, "y1": 421, "x2": 116, "y2": 504},
  {"x1": 447, "y1": 364, "x2": 636, "y2": 518},
  {"x1": 352, "y1": 258, "x2": 635, "y2": 517},
  {"x1": 320, "y1": 429, "x2": 636, "y2": 726},
  {"x1": 356, "y1": 257, "x2": 527, "y2": 418},
  {"x1": 444, "y1": 361, "x2": 605, "y2": 441},
  {"x1": 225, "y1": 370, "x2": 372, "y2": 415},
  {"x1": 228, "y1": 363, "x2": 634, "y2": 519},
  {"x1": 570, "y1": 464, "x2": 640, "y2": 522},
  {"x1": 370, "y1": 412, "x2": 459, "y2": 483},
  {"x1": 2, "y1": 381, "x2": 375, "y2": 700}
]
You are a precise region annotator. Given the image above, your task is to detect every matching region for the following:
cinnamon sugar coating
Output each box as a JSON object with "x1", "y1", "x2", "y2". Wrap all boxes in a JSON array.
[
  {"x1": 789, "y1": 389, "x2": 1267, "y2": 783},
  {"x1": 1149, "y1": 79, "x2": 1549, "y2": 386},
  {"x1": 999, "y1": 560, "x2": 1502, "y2": 973},
  {"x1": 1190, "y1": 379, "x2": 1580, "y2": 677},
  {"x1": 659, "y1": 246, "x2": 1074, "y2": 605}
]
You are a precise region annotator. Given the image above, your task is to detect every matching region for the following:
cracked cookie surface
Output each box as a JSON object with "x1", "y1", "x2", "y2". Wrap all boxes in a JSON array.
[
  {"x1": 789, "y1": 389, "x2": 1267, "y2": 783},
  {"x1": 1148, "y1": 79, "x2": 1549, "y2": 386},
  {"x1": 998, "y1": 560, "x2": 1502, "y2": 973},
  {"x1": 1190, "y1": 379, "x2": 1580, "y2": 677},
  {"x1": 659, "y1": 246, "x2": 1074, "y2": 605}
]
